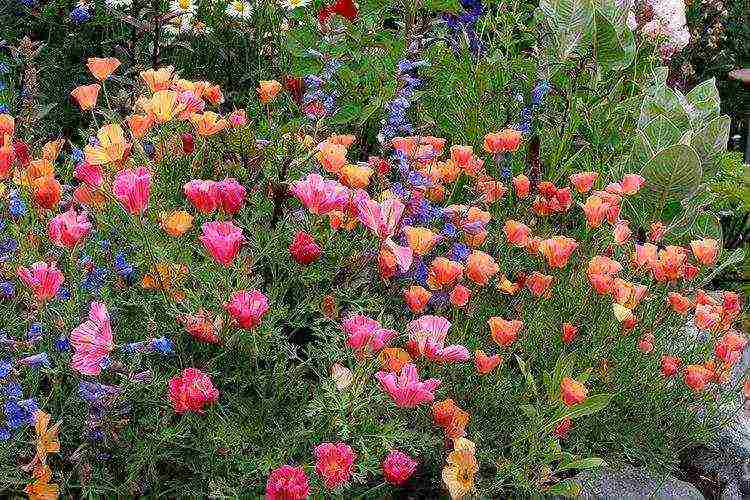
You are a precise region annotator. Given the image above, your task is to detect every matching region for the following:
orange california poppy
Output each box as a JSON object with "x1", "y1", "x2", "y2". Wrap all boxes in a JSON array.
[
  {"x1": 426, "y1": 257, "x2": 464, "y2": 290},
  {"x1": 487, "y1": 317, "x2": 523, "y2": 348},
  {"x1": 0, "y1": 113, "x2": 16, "y2": 136},
  {"x1": 379, "y1": 348, "x2": 412, "y2": 372},
  {"x1": 87, "y1": 57, "x2": 121, "y2": 81},
  {"x1": 41, "y1": 138, "x2": 65, "y2": 162},
  {"x1": 442, "y1": 438, "x2": 478, "y2": 500},
  {"x1": 403, "y1": 226, "x2": 439, "y2": 256},
  {"x1": 203, "y1": 85, "x2": 224, "y2": 105},
  {"x1": 140, "y1": 66, "x2": 175, "y2": 92},
  {"x1": 34, "y1": 411, "x2": 60, "y2": 464},
  {"x1": 339, "y1": 164, "x2": 373, "y2": 189},
  {"x1": 160, "y1": 210, "x2": 194, "y2": 237},
  {"x1": 70, "y1": 84, "x2": 101, "y2": 111},
  {"x1": 465, "y1": 250, "x2": 498, "y2": 286},
  {"x1": 190, "y1": 112, "x2": 228, "y2": 136},
  {"x1": 32, "y1": 176, "x2": 62, "y2": 209},
  {"x1": 316, "y1": 142, "x2": 348, "y2": 175},
  {"x1": 74, "y1": 184, "x2": 106, "y2": 208},
  {"x1": 257, "y1": 80, "x2": 283, "y2": 103},
  {"x1": 126, "y1": 113, "x2": 156, "y2": 139}
]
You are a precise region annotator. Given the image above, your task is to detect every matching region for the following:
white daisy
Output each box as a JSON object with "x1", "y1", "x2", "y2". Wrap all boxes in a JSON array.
[
  {"x1": 281, "y1": 0, "x2": 310, "y2": 10},
  {"x1": 170, "y1": 0, "x2": 197, "y2": 15},
  {"x1": 225, "y1": 0, "x2": 252, "y2": 19}
]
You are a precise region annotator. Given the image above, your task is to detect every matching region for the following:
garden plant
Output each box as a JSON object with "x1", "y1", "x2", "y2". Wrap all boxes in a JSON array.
[{"x1": 0, "y1": 0, "x2": 748, "y2": 498}]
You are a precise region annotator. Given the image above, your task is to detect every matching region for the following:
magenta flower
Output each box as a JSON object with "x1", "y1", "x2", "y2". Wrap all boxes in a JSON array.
[
  {"x1": 375, "y1": 363, "x2": 441, "y2": 408},
  {"x1": 343, "y1": 314, "x2": 396, "y2": 356},
  {"x1": 184, "y1": 179, "x2": 219, "y2": 214},
  {"x1": 199, "y1": 221, "x2": 243, "y2": 266},
  {"x1": 215, "y1": 178, "x2": 247, "y2": 214},
  {"x1": 265, "y1": 465, "x2": 310, "y2": 500},
  {"x1": 113, "y1": 166, "x2": 151, "y2": 214},
  {"x1": 382, "y1": 450, "x2": 418, "y2": 486},
  {"x1": 224, "y1": 290, "x2": 269, "y2": 330},
  {"x1": 314, "y1": 442, "x2": 356, "y2": 489}
]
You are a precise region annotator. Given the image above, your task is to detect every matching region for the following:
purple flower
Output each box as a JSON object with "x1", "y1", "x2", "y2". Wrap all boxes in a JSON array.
[{"x1": 20, "y1": 353, "x2": 50, "y2": 369}]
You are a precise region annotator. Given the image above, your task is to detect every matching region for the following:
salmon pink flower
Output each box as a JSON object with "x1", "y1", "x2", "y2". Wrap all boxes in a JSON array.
[
  {"x1": 509, "y1": 173, "x2": 529, "y2": 198},
  {"x1": 632, "y1": 243, "x2": 658, "y2": 270},
  {"x1": 715, "y1": 332, "x2": 747, "y2": 365},
  {"x1": 450, "y1": 145, "x2": 473, "y2": 169},
  {"x1": 449, "y1": 284, "x2": 471, "y2": 307},
  {"x1": 113, "y1": 167, "x2": 150, "y2": 215},
  {"x1": 406, "y1": 315, "x2": 467, "y2": 363},
  {"x1": 432, "y1": 399, "x2": 470, "y2": 439},
  {"x1": 266, "y1": 465, "x2": 309, "y2": 500},
  {"x1": 649, "y1": 222, "x2": 667, "y2": 242},
  {"x1": 17, "y1": 262, "x2": 64, "y2": 301},
  {"x1": 168, "y1": 368, "x2": 219, "y2": 414},
  {"x1": 0, "y1": 113, "x2": 15, "y2": 136},
  {"x1": 316, "y1": 141, "x2": 348, "y2": 175},
  {"x1": 553, "y1": 417, "x2": 573, "y2": 438},
  {"x1": 526, "y1": 271, "x2": 553, "y2": 297},
  {"x1": 488, "y1": 317, "x2": 523, "y2": 348},
  {"x1": 290, "y1": 173, "x2": 349, "y2": 215},
  {"x1": 587, "y1": 256, "x2": 622, "y2": 277},
  {"x1": 257, "y1": 80, "x2": 283, "y2": 103},
  {"x1": 180, "y1": 311, "x2": 220, "y2": 344},
  {"x1": 465, "y1": 250, "x2": 498, "y2": 285},
  {"x1": 71, "y1": 84, "x2": 101, "y2": 111},
  {"x1": 288, "y1": 231, "x2": 321, "y2": 265},
  {"x1": 569, "y1": 171, "x2": 598, "y2": 193},
  {"x1": 613, "y1": 221, "x2": 631, "y2": 244},
  {"x1": 343, "y1": 314, "x2": 395, "y2": 355},
  {"x1": 638, "y1": 333, "x2": 655, "y2": 353},
  {"x1": 404, "y1": 285, "x2": 431, "y2": 313},
  {"x1": 503, "y1": 220, "x2": 531, "y2": 247},
  {"x1": 427, "y1": 257, "x2": 463, "y2": 290},
  {"x1": 561, "y1": 323, "x2": 578, "y2": 344},
  {"x1": 606, "y1": 174, "x2": 645, "y2": 195},
  {"x1": 560, "y1": 377, "x2": 587, "y2": 406},
  {"x1": 684, "y1": 364, "x2": 713, "y2": 391},
  {"x1": 184, "y1": 179, "x2": 218, "y2": 213},
  {"x1": 667, "y1": 292, "x2": 693, "y2": 314},
  {"x1": 403, "y1": 226, "x2": 439, "y2": 256},
  {"x1": 375, "y1": 363, "x2": 441, "y2": 407},
  {"x1": 357, "y1": 196, "x2": 404, "y2": 239},
  {"x1": 650, "y1": 245, "x2": 688, "y2": 281},
  {"x1": 87, "y1": 57, "x2": 121, "y2": 81},
  {"x1": 0, "y1": 136, "x2": 14, "y2": 179},
  {"x1": 660, "y1": 355, "x2": 681, "y2": 377},
  {"x1": 474, "y1": 350, "x2": 503, "y2": 374},
  {"x1": 694, "y1": 303, "x2": 721, "y2": 331},
  {"x1": 690, "y1": 239, "x2": 719, "y2": 266},
  {"x1": 48, "y1": 208, "x2": 91, "y2": 248},
  {"x1": 539, "y1": 236, "x2": 578, "y2": 268},
  {"x1": 70, "y1": 301, "x2": 114, "y2": 376},
  {"x1": 200, "y1": 221, "x2": 243, "y2": 266},
  {"x1": 314, "y1": 442, "x2": 356, "y2": 490},
  {"x1": 224, "y1": 290, "x2": 269, "y2": 330},
  {"x1": 483, "y1": 129, "x2": 522, "y2": 153},
  {"x1": 382, "y1": 450, "x2": 418, "y2": 486},
  {"x1": 581, "y1": 195, "x2": 610, "y2": 229}
]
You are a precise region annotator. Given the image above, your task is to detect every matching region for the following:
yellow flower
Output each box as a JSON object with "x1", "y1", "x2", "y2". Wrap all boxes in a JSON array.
[
  {"x1": 85, "y1": 123, "x2": 129, "y2": 165},
  {"x1": 145, "y1": 90, "x2": 187, "y2": 124},
  {"x1": 160, "y1": 210, "x2": 194, "y2": 237},
  {"x1": 441, "y1": 438, "x2": 478, "y2": 499}
]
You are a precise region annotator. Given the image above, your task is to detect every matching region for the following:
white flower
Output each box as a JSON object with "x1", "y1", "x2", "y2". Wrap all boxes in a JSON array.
[
  {"x1": 225, "y1": 0, "x2": 252, "y2": 19},
  {"x1": 281, "y1": 0, "x2": 310, "y2": 9},
  {"x1": 170, "y1": 0, "x2": 197, "y2": 15},
  {"x1": 164, "y1": 12, "x2": 193, "y2": 36},
  {"x1": 105, "y1": 0, "x2": 132, "y2": 8}
]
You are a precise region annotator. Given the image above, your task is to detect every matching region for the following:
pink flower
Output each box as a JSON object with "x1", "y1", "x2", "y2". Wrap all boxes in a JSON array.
[
  {"x1": 314, "y1": 442, "x2": 356, "y2": 489},
  {"x1": 382, "y1": 450, "x2": 418, "y2": 486},
  {"x1": 343, "y1": 314, "x2": 395, "y2": 355},
  {"x1": 74, "y1": 161, "x2": 103, "y2": 188},
  {"x1": 200, "y1": 221, "x2": 243, "y2": 266},
  {"x1": 215, "y1": 178, "x2": 247, "y2": 214},
  {"x1": 289, "y1": 173, "x2": 349, "y2": 215},
  {"x1": 288, "y1": 231, "x2": 322, "y2": 265},
  {"x1": 113, "y1": 167, "x2": 151, "y2": 214},
  {"x1": 48, "y1": 208, "x2": 92, "y2": 248},
  {"x1": 224, "y1": 289, "x2": 269, "y2": 330},
  {"x1": 356, "y1": 196, "x2": 404, "y2": 239},
  {"x1": 17, "y1": 261, "x2": 64, "y2": 301},
  {"x1": 228, "y1": 109, "x2": 248, "y2": 127},
  {"x1": 184, "y1": 179, "x2": 219, "y2": 214},
  {"x1": 266, "y1": 465, "x2": 310, "y2": 500},
  {"x1": 374, "y1": 363, "x2": 441, "y2": 407},
  {"x1": 606, "y1": 174, "x2": 645, "y2": 195},
  {"x1": 69, "y1": 301, "x2": 114, "y2": 376},
  {"x1": 168, "y1": 368, "x2": 219, "y2": 414}
]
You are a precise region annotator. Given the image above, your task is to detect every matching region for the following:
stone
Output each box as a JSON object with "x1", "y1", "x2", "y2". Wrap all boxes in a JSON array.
[{"x1": 575, "y1": 464, "x2": 704, "y2": 499}]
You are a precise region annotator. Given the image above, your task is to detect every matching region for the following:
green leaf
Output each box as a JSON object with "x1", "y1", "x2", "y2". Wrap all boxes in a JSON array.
[
  {"x1": 562, "y1": 393, "x2": 613, "y2": 419},
  {"x1": 638, "y1": 85, "x2": 691, "y2": 130},
  {"x1": 557, "y1": 457, "x2": 607, "y2": 472},
  {"x1": 424, "y1": 0, "x2": 462, "y2": 13},
  {"x1": 591, "y1": 11, "x2": 635, "y2": 71},
  {"x1": 691, "y1": 115, "x2": 731, "y2": 178},
  {"x1": 685, "y1": 78, "x2": 721, "y2": 124},
  {"x1": 546, "y1": 479, "x2": 583, "y2": 496},
  {"x1": 638, "y1": 144, "x2": 702, "y2": 213},
  {"x1": 326, "y1": 103, "x2": 362, "y2": 125},
  {"x1": 642, "y1": 115, "x2": 681, "y2": 151},
  {"x1": 701, "y1": 248, "x2": 745, "y2": 286},
  {"x1": 520, "y1": 404, "x2": 538, "y2": 418},
  {"x1": 538, "y1": 0, "x2": 594, "y2": 62},
  {"x1": 515, "y1": 355, "x2": 539, "y2": 398}
]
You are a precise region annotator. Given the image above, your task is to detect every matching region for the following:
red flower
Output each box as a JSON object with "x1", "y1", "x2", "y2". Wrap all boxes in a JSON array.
[
  {"x1": 318, "y1": 0, "x2": 358, "y2": 26},
  {"x1": 382, "y1": 450, "x2": 418, "y2": 486},
  {"x1": 289, "y1": 231, "x2": 322, "y2": 265},
  {"x1": 181, "y1": 133, "x2": 195, "y2": 154},
  {"x1": 553, "y1": 417, "x2": 573, "y2": 438},
  {"x1": 168, "y1": 368, "x2": 219, "y2": 414},
  {"x1": 561, "y1": 323, "x2": 578, "y2": 344},
  {"x1": 660, "y1": 355, "x2": 681, "y2": 378},
  {"x1": 266, "y1": 465, "x2": 310, "y2": 500},
  {"x1": 560, "y1": 377, "x2": 587, "y2": 406},
  {"x1": 314, "y1": 442, "x2": 356, "y2": 489}
]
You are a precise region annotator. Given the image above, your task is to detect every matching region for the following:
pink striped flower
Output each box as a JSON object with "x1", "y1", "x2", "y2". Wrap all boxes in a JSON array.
[
  {"x1": 374, "y1": 363, "x2": 441, "y2": 408},
  {"x1": 224, "y1": 290, "x2": 269, "y2": 330},
  {"x1": 113, "y1": 167, "x2": 151, "y2": 214},
  {"x1": 48, "y1": 208, "x2": 92, "y2": 248},
  {"x1": 70, "y1": 301, "x2": 114, "y2": 376},
  {"x1": 199, "y1": 221, "x2": 243, "y2": 266},
  {"x1": 17, "y1": 261, "x2": 64, "y2": 301},
  {"x1": 74, "y1": 161, "x2": 103, "y2": 188},
  {"x1": 343, "y1": 314, "x2": 396, "y2": 356},
  {"x1": 289, "y1": 173, "x2": 349, "y2": 215}
]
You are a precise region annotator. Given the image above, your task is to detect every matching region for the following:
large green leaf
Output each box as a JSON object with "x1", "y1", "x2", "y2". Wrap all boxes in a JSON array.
[
  {"x1": 691, "y1": 115, "x2": 731, "y2": 178},
  {"x1": 638, "y1": 85, "x2": 691, "y2": 130},
  {"x1": 701, "y1": 248, "x2": 745, "y2": 286},
  {"x1": 639, "y1": 144, "x2": 702, "y2": 212},
  {"x1": 591, "y1": 12, "x2": 635, "y2": 71},
  {"x1": 538, "y1": 0, "x2": 595, "y2": 61},
  {"x1": 685, "y1": 78, "x2": 721, "y2": 125},
  {"x1": 642, "y1": 115, "x2": 682, "y2": 151}
]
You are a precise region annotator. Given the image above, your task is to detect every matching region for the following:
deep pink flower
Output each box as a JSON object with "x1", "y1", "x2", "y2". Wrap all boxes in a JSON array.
[
  {"x1": 314, "y1": 442, "x2": 356, "y2": 489},
  {"x1": 382, "y1": 450, "x2": 418, "y2": 486},
  {"x1": 215, "y1": 178, "x2": 247, "y2": 214},
  {"x1": 374, "y1": 363, "x2": 441, "y2": 408},
  {"x1": 288, "y1": 231, "x2": 322, "y2": 265},
  {"x1": 289, "y1": 173, "x2": 349, "y2": 215},
  {"x1": 200, "y1": 221, "x2": 243, "y2": 266},
  {"x1": 70, "y1": 301, "x2": 114, "y2": 376},
  {"x1": 74, "y1": 161, "x2": 103, "y2": 188},
  {"x1": 113, "y1": 167, "x2": 151, "y2": 214},
  {"x1": 184, "y1": 179, "x2": 219, "y2": 214},
  {"x1": 168, "y1": 368, "x2": 219, "y2": 414},
  {"x1": 224, "y1": 290, "x2": 269, "y2": 330},
  {"x1": 266, "y1": 465, "x2": 310, "y2": 500},
  {"x1": 48, "y1": 208, "x2": 92, "y2": 248},
  {"x1": 343, "y1": 314, "x2": 396, "y2": 355},
  {"x1": 17, "y1": 261, "x2": 64, "y2": 301}
]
